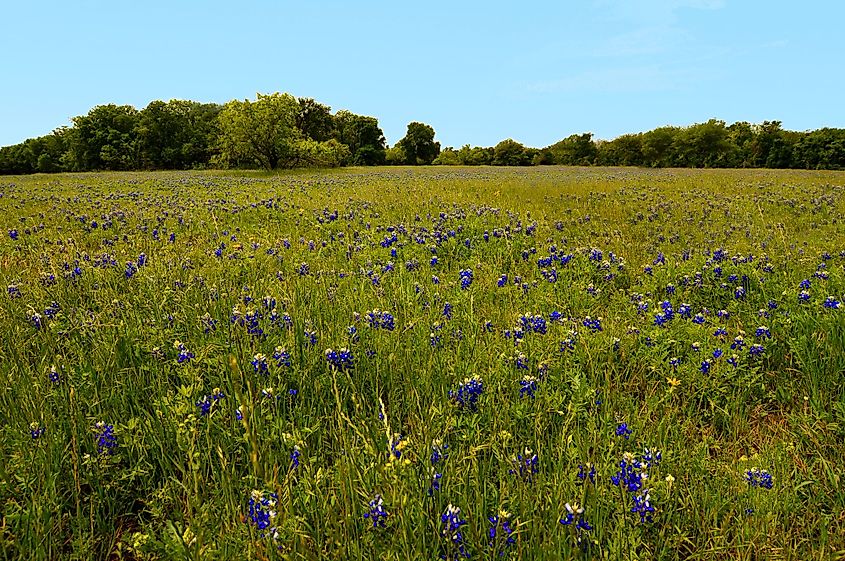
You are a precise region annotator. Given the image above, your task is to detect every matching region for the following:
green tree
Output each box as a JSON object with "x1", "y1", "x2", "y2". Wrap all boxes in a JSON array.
[
  {"x1": 493, "y1": 139, "x2": 533, "y2": 166},
  {"x1": 138, "y1": 100, "x2": 221, "y2": 169},
  {"x1": 543, "y1": 133, "x2": 597, "y2": 165},
  {"x1": 65, "y1": 104, "x2": 140, "y2": 170},
  {"x1": 296, "y1": 98, "x2": 334, "y2": 143},
  {"x1": 332, "y1": 110, "x2": 386, "y2": 165},
  {"x1": 397, "y1": 122, "x2": 440, "y2": 165},
  {"x1": 217, "y1": 93, "x2": 300, "y2": 170}
]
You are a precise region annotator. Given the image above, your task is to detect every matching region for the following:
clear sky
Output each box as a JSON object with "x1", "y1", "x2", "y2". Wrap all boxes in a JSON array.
[{"x1": 2, "y1": 0, "x2": 843, "y2": 148}]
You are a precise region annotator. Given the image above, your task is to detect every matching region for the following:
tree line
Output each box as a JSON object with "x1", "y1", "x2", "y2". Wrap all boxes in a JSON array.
[{"x1": 2, "y1": 93, "x2": 844, "y2": 174}]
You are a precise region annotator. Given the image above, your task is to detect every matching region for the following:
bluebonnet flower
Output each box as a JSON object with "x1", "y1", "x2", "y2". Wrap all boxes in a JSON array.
[
  {"x1": 799, "y1": 278, "x2": 811, "y2": 289},
  {"x1": 304, "y1": 329, "x2": 317, "y2": 346},
  {"x1": 325, "y1": 348, "x2": 354, "y2": 369},
  {"x1": 699, "y1": 359, "x2": 712, "y2": 375},
  {"x1": 488, "y1": 511, "x2": 516, "y2": 552},
  {"x1": 290, "y1": 445, "x2": 301, "y2": 470},
  {"x1": 611, "y1": 452, "x2": 646, "y2": 493},
  {"x1": 196, "y1": 387, "x2": 225, "y2": 416},
  {"x1": 798, "y1": 290, "x2": 811, "y2": 302},
  {"x1": 616, "y1": 423, "x2": 632, "y2": 440},
  {"x1": 298, "y1": 262, "x2": 310, "y2": 276},
  {"x1": 443, "y1": 301, "x2": 453, "y2": 319},
  {"x1": 201, "y1": 312, "x2": 217, "y2": 333},
  {"x1": 246, "y1": 490, "x2": 279, "y2": 539},
  {"x1": 746, "y1": 468, "x2": 774, "y2": 489},
  {"x1": 692, "y1": 313, "x2": 706, "y2": 325},
  {"x1": 252, "y1": 353, "x2": 269, "y2": 375},
  {"x1": 714, "y1": 327, "x2": 728, "y2": 337},
  {"x1": 823, "y1": 296, "x2": 841, "y2": 309},
  {"x1": 589, "y1": 248, "x2": 603, "y2": 261},
  {"x1": 43, "y1": 301, "x2": 61, "y2": 319},
  {"x1": 755, "y1": 326, "x2": 771, "y2": 338},
  {"x1": 440, "y1": 504, "x2": 469, "y2": 559},
  {"x1": 30, "y1": 422, "x2": 45, "y2": 439},
  {"x1": 7, "y1": 284, "x2": 21, "y2": 298},
  {"x1": 577, "y1": 463, "x2": 596, "y2": 484},
  {"x1": 668, "y1": 357, "x2": 681, "y2": 369},
  {"x1": 497, "y1": 274, "x2": 508, "y2": 287},
  {"x1": 519, "y1": 375, "x2": 538, "y2": 398},
  {"x1": 514, "y1": 352, "x2": 529, "y2": 370},
  {"x1": 366, "y1": 309, "x2": 396, "y2": 330},
  {"x1": 641, "y1": 448, "x2": 662, "y2": 468},
  {"x1": 559, "y1": 502, "x2": 593, "y2": 545},
  {"x1": 94, "y1": 421, "x2": 117, "y2": 455},
  {"x1": 30, "y1": 312, "x2": 44, "y2": 330},
  {"x1": 273, "y1": 346, "x2": 291, "y2": 368},
  {"x1": 235, "y1": 407, "x2": 243, "y2": 421},
  {"x1": 582, "y1": 316, "x2": 602, "y2": 332},
  {"x1": 124, "y1": 261, "x2": 138, "y2": 279},
  {"x1": 450, "y1": 376, "x2": 483, "y2": 411},
  {"x1": 431, "y1": 439, "x2": 449, "y2": 465},
  {"x1": 8, "y1": 229, "x2": 18, "y2": 240},
  {"x1": 174, "y1": 340, "x2": 194, "y2": 363},
  {"x1": 459, "y1": 269, "x2": 473, "y2": 290},
  {"x1": 48, "y1": 365, "x2": 61, "y2": 384},
  {"x1": 364, "y1": 495, "x2": 389, "y2": 528},
  {"x1": 631, "y1": 491, "x2": 655, "y2": 523},
  {"x1": 713, "y1": 348, "x2": 723, "y2": 360},
  {"x1": 727, "y1": 354, "x2": 739, "y2": 368},
  {"x1": 509, "y1": 448, "x2": 539, "y2": 483},
  {"x1": 748, "y1": 344, "x2": 765, "y2": 357},
  {"x1": 731, "y1": 335, "x2": 745, "y2": 350}
]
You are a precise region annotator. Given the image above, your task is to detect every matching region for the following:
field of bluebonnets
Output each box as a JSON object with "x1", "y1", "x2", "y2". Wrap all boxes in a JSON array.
[{"x1": 2, "y1": 166, "x2": 845, "y2": 560}]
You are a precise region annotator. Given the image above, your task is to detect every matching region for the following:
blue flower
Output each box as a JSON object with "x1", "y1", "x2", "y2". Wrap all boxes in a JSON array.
[
  {"x1": 450, "y1": 376, "x2": 483, "y2": 411},
  {"x1": 94, "y1": 421, "x2": 117, "y2": 455},
  {"x1": 519, "y1": 375, "x2": 538, "y2": 399},
  {"x1": 615, "y1": 423, "x2": 632, "y2": 440},
  {"x1": 252, "y1": 353, "x2": 269, "y2": 374},
  {"x1": 246, "y1": 490, "x2": 279, "y2": 539},
  {"x1": 509, "y1": 448, "x2": 539, "y2": 483},
  {"x1": 577, "y1": 463, "x2": 596, "y2": 484},
  {"x1": 488, "y1": 512, "x2": 516, "y2": 552},
  {"x1": 746, "y1": 468, "x2": 773, "y2": 489},
  {"x1": 364, "y1": 494, "x2": 389, "y2": 529},
  {"x1": 441, "y1": 504, "x2": 469, "y2": 559},
  {"x1": 630, "y1": 491, "x2": 656, "y2": 523},
  {"x1": 325, "y1": 347, "x2": 354, "y2": 369},
  {"x1": 273, "y1": 346, "x2": 291, "y2": 367}
]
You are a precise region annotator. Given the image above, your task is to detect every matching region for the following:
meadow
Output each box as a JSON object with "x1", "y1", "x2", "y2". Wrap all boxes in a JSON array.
[{"x1": 1, "y1": 166, "x2": 844, "y2": 560}]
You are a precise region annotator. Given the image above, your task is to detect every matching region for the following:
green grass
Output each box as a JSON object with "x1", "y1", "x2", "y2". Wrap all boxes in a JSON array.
[{"x1": 1, "y1": 166, "x2": 844, "y2": 560}]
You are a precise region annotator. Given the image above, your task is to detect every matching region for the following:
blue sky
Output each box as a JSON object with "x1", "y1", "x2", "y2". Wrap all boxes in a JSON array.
[{"x1": 1, "y1": 0, "x2": 843, "y2": 148}]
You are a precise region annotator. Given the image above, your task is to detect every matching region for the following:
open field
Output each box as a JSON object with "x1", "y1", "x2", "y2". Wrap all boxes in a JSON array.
[{"x1": 2, "y1": 166, "x2": 845, "y2": 560}]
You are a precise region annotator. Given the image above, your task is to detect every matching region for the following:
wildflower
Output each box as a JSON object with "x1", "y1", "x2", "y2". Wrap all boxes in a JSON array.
[
  {"x1": 290, "y1": 445, "x2": 301, "y2": 470},
  {"x1": 363, "y1": 494, "x2": 389, "y2": 528},
  {"x1": 459, "y1": 268, "x2": 473, "y2": 290},
  {"x1": 823, "y1": 296, "x2": 841, "y2": 309},
  {"x1": 441, "y1": 504, "x2": 469, "y2": 559},
  {"x1": 94, "y1": 422, "x2": 117, "y2": 455},
  {"x1": 748, "y1": 344, "x2": 765, "y2": 357},
  {"x1": 746, "y1": 468, "x2": 774, "y2": 489},
  {"x1": 7, "y1": 284, "x2": 21, "y2": 298},
  {"x1": 615, "y1": 423, "x2": 632, "y2": 439},
  {"x1": 9, "y1": 229, "x2": 18, "y2": 240},
  {"x1": 48, "y1": 365, "x2": 61, "y2": 384},
  {"x1": 582, "y1": 316, "x2": 602, "y2": 332},
  {"x1": 798, "y1": 290, "x2": 810, "y2": 302},
  {"x1": 431, "y1": 439, "x2": 449, "y2": 465},
  {"x1": 174, "y1": 340, "x2": 194, "y2": 363},
  {"x1": 519, "y1": 375, "x2": 538, "y2": 399},
  {"x1": 450, "y1": 376, "x2": 483, "y2": 411},
  {"x1": 488, "y1": 511, "x2": 516, "y2": 551},
  {"x1": 755, "y1": 326, "x2": 771, "y2": 338},
  {"x1": 443, "y1": 301, "x2": 453, "y2": 319},
  {"x1": 509, "y1": 448, "x2": 539, "y2": 483},
  {"x1": 577, "y1": 463, "x2": 596, "y2": 484},
  {"x1": 611, "y1": 453, "x2": 646, "y2": 492},
  {"x1": 273, "y1": 346, "x2": 291, "y2": 367},
  {"x1": 196, "y1": 387, "x2": 225, "y2": 416},
  {"x1": 630, "y1": 491, "x2": 656, "y2": 523},
  {"x1": 30, "y1": 312, "x2": 44, "y2": 330},
  {"x1": 325, "y1": 347, "x2": 354, "y2": 369},
  {"x1": 30, "y1": 422, "x2": 45, "y2": 439},
  {"x1": 559, "y1": 502, "x2": 593, "y2": 546},
  {"x1": 246, "y1": 490, "x2": 279, "y2": 539},
  {"x1": 251, "y1": 353, "x2": 269, "y2": 374}
]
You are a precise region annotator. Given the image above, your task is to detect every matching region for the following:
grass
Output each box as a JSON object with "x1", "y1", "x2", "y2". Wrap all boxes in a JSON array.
[{"x1": 1, "y1": 166, "x2": 844, "y2": 560}]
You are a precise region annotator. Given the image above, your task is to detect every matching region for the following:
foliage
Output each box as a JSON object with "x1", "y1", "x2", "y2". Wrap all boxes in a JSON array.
[{"x1": 396, "y1": 121, "x2": 440, "y2": 165}]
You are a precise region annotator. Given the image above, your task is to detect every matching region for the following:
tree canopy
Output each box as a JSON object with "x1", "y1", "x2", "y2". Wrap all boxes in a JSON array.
[{"x1": 3, "y1": 93, "x2": 845, "y2": 174}]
